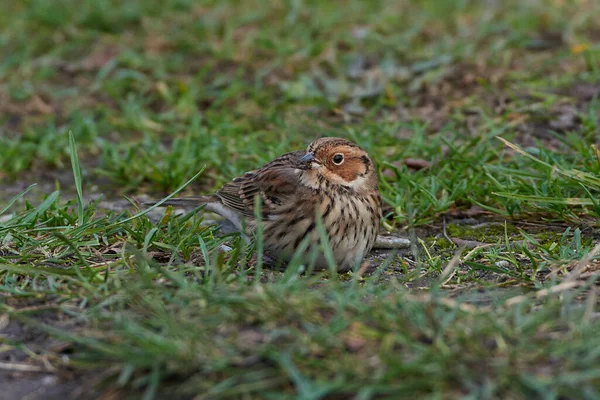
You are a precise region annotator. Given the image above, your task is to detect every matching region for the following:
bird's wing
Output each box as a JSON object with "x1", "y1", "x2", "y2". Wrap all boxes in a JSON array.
[{"x1": 215, "y1": 151, "x2": 305, "y2": 220}]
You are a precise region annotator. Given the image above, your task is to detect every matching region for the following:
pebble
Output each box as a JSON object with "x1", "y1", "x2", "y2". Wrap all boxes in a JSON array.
[{"x1": 374, "y1": 235, "x2": 411, "y2": 249}]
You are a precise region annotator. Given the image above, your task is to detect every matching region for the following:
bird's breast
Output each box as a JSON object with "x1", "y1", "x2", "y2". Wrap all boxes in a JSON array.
[{"x1": 262, "y1": 190, "x2": 381, "y2": 270}]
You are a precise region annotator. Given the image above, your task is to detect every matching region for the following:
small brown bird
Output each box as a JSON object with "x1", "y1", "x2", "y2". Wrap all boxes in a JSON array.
[{"x1": 153, "y1": 137, "x2": 381, "y2": 271}]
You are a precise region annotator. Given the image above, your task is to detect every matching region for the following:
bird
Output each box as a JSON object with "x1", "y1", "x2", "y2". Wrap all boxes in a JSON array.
[{"x1": 148, "y1": 137, "x2": 381, "y2": 271}]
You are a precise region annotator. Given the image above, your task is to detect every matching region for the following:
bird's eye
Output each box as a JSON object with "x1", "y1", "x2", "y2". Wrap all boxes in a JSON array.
[{"x1": 332, "y1": 154, "x2": 344, "y2": 165}]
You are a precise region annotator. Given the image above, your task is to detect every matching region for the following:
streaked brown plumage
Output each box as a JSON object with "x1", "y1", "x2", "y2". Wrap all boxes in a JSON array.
[{"x1": 152, "y1": 137, "x2": 381, "y2": 271}]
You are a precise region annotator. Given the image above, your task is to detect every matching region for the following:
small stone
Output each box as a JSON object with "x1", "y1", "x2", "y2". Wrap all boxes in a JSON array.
[
  {"x1": 218, "y1": 244, "x2": 233, "y2": 253},
  {"x1": 42, "y1": 375, "x2": 58, "y2": 386},
  {"x1": 374, "y1": 236, "x2": 411, "y2": 249}
]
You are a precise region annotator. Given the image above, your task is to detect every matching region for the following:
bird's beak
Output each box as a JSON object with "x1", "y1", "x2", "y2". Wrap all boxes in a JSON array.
[
  {"x1": 300, "y1": 152, "x2": 315, "y2": 163},
  {"x1": 300, "y1": 151, "x2": 321, "y2": 169}
]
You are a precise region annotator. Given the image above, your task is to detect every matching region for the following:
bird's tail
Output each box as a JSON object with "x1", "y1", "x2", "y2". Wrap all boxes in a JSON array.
[{"x1": 143, "y1": 196, "x2": 215, "y2": 208}]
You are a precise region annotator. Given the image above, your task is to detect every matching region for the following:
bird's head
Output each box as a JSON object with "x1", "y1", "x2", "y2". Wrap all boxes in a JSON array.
[{"x1": 298, "y1": 137, "x2": 378, "y2": 192}]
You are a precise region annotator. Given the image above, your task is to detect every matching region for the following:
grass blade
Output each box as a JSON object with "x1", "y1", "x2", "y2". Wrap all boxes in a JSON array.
[
  {"x1": 69, "y1": 131, "x2": 85, "y2": 226},
  {"x1": 0, "y1": 184, "x2": 36, "y2": 217}
]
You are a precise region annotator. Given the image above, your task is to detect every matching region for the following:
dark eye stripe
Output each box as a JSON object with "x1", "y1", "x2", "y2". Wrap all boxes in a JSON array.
[{"x1": 361, "y1": 155, "x2": 370, "y2": 175}]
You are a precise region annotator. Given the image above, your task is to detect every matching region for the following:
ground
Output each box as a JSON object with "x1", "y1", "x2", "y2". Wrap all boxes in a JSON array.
[{"x1": 1, "y1": 0, "x2": 600, "y2": 399}]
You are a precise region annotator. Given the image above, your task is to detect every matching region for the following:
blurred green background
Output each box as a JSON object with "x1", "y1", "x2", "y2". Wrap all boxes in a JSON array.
[{"x1": 1, "y1": 0, "x2": 599, "y2": 226}]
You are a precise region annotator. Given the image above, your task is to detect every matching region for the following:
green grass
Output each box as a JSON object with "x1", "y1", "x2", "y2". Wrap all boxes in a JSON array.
[{"x1": 1, "y1": 0, "x2": 600, "y2": 398}]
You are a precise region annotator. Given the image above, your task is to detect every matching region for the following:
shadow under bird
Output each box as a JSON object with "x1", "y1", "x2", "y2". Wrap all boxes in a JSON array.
[{"x1": 147, "y1": 137, "x2": 382, "y2": 271}]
